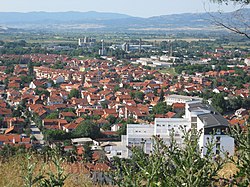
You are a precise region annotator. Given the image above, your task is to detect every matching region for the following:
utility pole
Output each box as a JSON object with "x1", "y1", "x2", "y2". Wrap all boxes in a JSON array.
[{"x1": 139, "y1": 38, "x2": 142, "y2": 54}]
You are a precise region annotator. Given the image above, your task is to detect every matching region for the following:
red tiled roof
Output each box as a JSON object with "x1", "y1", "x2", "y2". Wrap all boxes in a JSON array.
[
  {"x1": 0, "y1": 134, "x2": 21, "y2": 143},
  {"x1": 60, "y1": 112, "x2": 76, "y2": 117},
  {"x1": 63, "y1": 123, "x2": 79, "y2": 130},
  {"x1": 229, "y1": 119, "x2": 245, "y2": 126},
  {"x1": 166, "y1": 111, "x2": 177, "y2": 118},
  {"x1": 172, "y1": 103, "x2": 185, "y2": 109},
  {"x1": 0, "y1": 108, "x2": 12, "y2": 116}
]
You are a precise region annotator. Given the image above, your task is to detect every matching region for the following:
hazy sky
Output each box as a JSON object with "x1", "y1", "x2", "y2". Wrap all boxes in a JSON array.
[{"x1": 0, "y1": 0, "x2": 243, "y2": 17}]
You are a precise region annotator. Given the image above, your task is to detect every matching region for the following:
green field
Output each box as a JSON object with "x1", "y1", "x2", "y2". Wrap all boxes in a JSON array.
[{"x1": 159, "y1": 67, "x2": 178, "y2": 76}]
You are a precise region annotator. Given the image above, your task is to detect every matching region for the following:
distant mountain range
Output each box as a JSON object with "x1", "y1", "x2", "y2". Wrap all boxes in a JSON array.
[
  {"x1": 0, "y1": 9, "x2": 249, "y2": 32},
  {"x1": 0, "y1": 11, "x2": 131, "y2": 24}
]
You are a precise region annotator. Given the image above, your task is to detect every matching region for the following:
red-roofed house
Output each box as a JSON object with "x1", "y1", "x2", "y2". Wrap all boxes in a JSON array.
[{"x1": 172, "y1": 103, "x2": 185, "y2": 113}]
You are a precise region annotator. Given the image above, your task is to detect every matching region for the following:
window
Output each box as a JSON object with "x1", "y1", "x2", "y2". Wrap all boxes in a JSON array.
[
  {"x1": 216, "y1": 143, "x2": 220, "y2": 149},
  {"x1": 216, "y1": 149, "x2": 220, "y2": 155},
  {"x1": 117, "y1": 152, "x2": 122, "y2": 156},
  {"x1": 216, "y1": 129, "x2": 221, "y2": 135},
  {"x1": 191, "y1": 123, "x2": 197, "y2": 128},
  {"x1": 191, "y1": 117, "x2": 197, "y2": 122},
  {"x1": 215, "y1": 136, "x2": 221, "y2": 155}
]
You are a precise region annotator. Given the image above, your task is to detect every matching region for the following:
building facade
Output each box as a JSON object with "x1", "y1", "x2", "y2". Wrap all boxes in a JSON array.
[{"x1": 109, "y1": 100, "x2": 234, "y2": 158}]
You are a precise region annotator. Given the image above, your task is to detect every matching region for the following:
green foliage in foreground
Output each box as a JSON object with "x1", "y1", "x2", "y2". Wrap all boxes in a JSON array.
[
  {"x1": 40, "y1": 155, "x2": 69, "y2": 187},
  {"x1": 21, "y1": 152, "x2": 69, "y2": 187},
  {"x1": 21, "y1": 154, "x2": 44, "y2": 187},
  {"x1": 111, "y1": 124, "x2": 250, "y2": 187},
  {"x1": 228, "y1": 124, "x2": 250, "y2": 186},
  {"x1": 112, "y1": 128, "x2": 224, "y2": 187},
  {"x1": 2, "y1": 124, "x2": 249, "y2": 187}
]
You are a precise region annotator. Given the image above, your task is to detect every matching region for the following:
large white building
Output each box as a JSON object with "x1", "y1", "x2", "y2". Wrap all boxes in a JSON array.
[
  {"x1": 78, "y1": 37, "x2": 96, "y2": 47},
  {"x1": 165, "y1": 94, "x2": 202, "y2": 105},
  {"x1": 154, "y1": 118, "x2": 190, "y2": 146},
  {"x1": 244, "y1": 58, "x2": 250, "y2": 66},
  {"x1": 108, "y1": 100, "x2": 234, "y2": 158},
  {"x1": 185, "y1": 100, "x2": 234, "y2": 156},
  {"x1": 126, "y1": 124, "x2": 154, "y2": 157}
]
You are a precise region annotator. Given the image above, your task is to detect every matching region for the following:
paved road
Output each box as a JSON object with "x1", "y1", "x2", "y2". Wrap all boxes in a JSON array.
[{"x1": 30, "y1": 123, "x2": 45, "y2": 145}]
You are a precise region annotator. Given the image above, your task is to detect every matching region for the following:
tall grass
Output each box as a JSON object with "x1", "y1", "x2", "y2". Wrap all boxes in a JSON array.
[{"x1": 0, "y1": 154, "x2": 94, "y2": 187}]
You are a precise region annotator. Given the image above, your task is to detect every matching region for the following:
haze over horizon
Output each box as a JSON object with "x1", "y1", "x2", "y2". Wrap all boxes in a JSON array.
[{"x1": 0, "y1": 0, "x2": 244, "y2": 18}]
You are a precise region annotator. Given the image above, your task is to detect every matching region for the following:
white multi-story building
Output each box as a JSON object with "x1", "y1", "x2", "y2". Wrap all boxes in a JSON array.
[
  {"x1": 185, "y1": 101, "x2": 234, "y2": 156},
  {"x1": 108, "y1": 100, "x2": 234, "y2": 158},
  {"x1": 155, "y1": 118, "x2": 190, "y2": 146},
  {"x1": 126, "y1": 124, "x2": 154, "y2": 157},
  {"x1": 78, "y1": 37, "x2": 96, "y2": 47}
]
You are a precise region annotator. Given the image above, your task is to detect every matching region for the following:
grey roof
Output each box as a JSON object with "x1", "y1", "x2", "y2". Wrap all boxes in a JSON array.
[
  {"x1": 187, "y1": 102, "x2": 229, "y2": 128},
  {"x1": 167, "y1": 94, "x2": 202, "y2": 100},
  {"x1": 188, "y1": 102, "x2": 216, "y2": 113},
  {"x1": 71, "y1": 137, "x2": 93, "y2": 143},
  {"x1": 197, "y1": 113, "x2": 229, "y2": 128}
]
